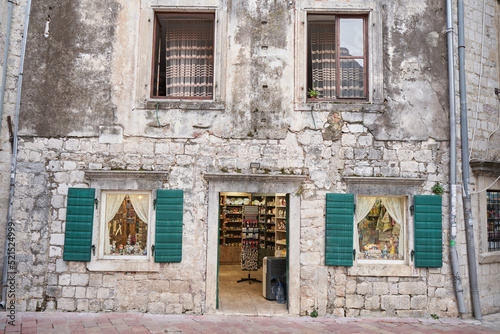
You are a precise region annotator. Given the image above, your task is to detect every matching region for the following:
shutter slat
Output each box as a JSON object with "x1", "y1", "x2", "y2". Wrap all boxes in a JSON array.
[
  {"x1": 414, "y1": 195, "x2": 442, "y2": 268},
  {"x1": 63, "y1": 188, "x2": 95, "y2": 262},
  {"x1": 155, "y1": 189, "x2": 184, "y2": 263},
  {"x1": 325, "y1": 193, "x2": 354, "y2": 266}
]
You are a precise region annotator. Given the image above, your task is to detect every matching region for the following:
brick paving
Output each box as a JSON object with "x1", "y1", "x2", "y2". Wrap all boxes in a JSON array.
[{"x1": 0, "y1": 312, "x2": 498, "y2": 334}]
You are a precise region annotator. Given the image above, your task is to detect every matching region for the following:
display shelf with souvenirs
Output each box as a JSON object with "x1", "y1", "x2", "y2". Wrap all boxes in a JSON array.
[
  {"x1": 274, "y1": 194, "x2": 287, "y2": 257},
  {"x1": 357, "y1": 197, "x2": 404, "y2": 261},
  {"x1": 105, "y1": 194, "x2": 148, "y2": 257},
  {"x1": 219, "y1": 192, "x2": 251, "y2": 264},
  {"x1": 487, "y1": 191, "x2": 500, "y2": 252}
]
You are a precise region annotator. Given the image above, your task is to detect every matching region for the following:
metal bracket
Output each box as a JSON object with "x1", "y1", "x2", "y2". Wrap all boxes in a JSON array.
[
  {"x1": 153, "y1": 199, "x2": 156, "y2": 210},
  {"x1": 353, "y1": 249, "x2": 356, "y2": 258},
  {"x1": 151, "y1": 245, "x2": 155, "y2": 256},
  {"x1": 353, "y1": 204, "x2": 356, "y2": 214},
  {"x1": 95, "y1": 198, "x2": 98, "y2": 209},
  {"x1": 411, "y1": 250, "x2": 415, "y2": 262},
  {"x1": 92, "y1": 245, "x2": 96, "y2": 256},
  {"x1": 410, "y1": 205, "x2": 414, "y2": 216}
]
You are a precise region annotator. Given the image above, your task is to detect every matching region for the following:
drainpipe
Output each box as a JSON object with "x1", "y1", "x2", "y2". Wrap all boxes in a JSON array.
[
  {"x1": 0, "y1": 0, "x2": 31, "y2": 309},
  {"x1": 0, "y1": 0, "x2": 15, "y2": 137},
  {"x1": 457, "y1": 0, "x2": 482, "y2": 320},
  {"x1": 446, "y1": 0, "x2": 466, "y2": 315}
]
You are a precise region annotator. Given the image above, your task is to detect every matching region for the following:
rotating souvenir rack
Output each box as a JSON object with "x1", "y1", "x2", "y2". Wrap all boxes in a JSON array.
[{"x1": 238, "y1": 205, "x2": 261, "y2": 284}]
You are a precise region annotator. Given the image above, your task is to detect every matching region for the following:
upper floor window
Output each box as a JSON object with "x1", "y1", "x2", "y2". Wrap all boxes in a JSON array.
[
  {"x1": 151, "y1": 13, "x2": 215, "y2": 99},
  {"x1": 487, "y1": 191, "x2": 500, "y2": 252},
  {"x1": 307, "y1": 14, "x2": 367, "y2": 100}
]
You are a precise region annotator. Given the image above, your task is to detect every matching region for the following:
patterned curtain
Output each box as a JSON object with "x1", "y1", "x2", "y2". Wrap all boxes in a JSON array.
[
  {"x1": 340, "y1": 58, "x2": 364, "y2": 98},
  {"x1": 165, "y1": 20, "x2": 214, "y2": 98},
  {"x1": 309, "y1": 22, "x2": 336, "y2": 99}
]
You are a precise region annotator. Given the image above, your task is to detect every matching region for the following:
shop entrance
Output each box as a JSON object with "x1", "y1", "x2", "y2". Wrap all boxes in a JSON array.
[
  {"x1": 204, "y1": 173, "x2": 306, "y2": 315},
  {"x1": 217, "y1": 192, "x2": 288, "y2": 314}
]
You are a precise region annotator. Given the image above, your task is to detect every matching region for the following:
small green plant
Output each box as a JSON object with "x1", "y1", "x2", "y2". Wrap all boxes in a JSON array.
[
  {"x1": 307, "y1": 88, "x2": 321, "y2": 98},
  {"x1": 432, "y1": 182, "x2": 444, "y2": 196},
  {"x1": 221, "y1": 167, "x2": 228, "y2": 173},
  {"x1": 431, "y1": 314, "x2": 439, "y2": 320},
  {"x1": 310, "y1": 309, "x2": 318, "y2": 318}
]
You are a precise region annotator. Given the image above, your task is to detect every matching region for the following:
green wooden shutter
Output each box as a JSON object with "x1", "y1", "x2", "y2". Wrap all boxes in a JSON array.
[
  {"x1": 63, "y1": 188, "x2": 95, "y2": 262},
  {"x1": 414, "y1": 195, "x2": 442, "y2": 268},
  {"x1": 155, "y1": 189, "x2": 184, "y2": 263},
  {"x1": 325, "y1": 193, "x2": 355, "y2": 266}
]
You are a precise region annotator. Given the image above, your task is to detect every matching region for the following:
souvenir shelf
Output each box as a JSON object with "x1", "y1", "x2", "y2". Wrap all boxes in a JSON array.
[
  {"x1": 487, "y1": 191, "x2": 500, "y2": 252},
  {"x1": 274, "y1": 194, "x2": 287, "y2": 257},
  {"x1": 219, "y1": 193, "x2": 251, "y2": 264}
]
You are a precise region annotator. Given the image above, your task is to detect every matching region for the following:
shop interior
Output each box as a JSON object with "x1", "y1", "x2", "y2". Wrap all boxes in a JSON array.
[{"x1": 217, "y1": 192, "x2": 288, "y2": 314}]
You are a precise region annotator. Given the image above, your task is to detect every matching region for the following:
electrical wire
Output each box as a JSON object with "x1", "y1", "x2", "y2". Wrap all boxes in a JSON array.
[{"x1": 470, "y1": 175, "x2": 500, "y2": 194}]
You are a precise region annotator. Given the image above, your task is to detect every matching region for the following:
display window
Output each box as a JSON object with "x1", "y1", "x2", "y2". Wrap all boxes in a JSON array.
[
  {"x1": 101, "y1": 191, "x2": 151, "y2": 258},
  {"x1": 356, "y1": 196, "x2": 405, "y2": 262}
]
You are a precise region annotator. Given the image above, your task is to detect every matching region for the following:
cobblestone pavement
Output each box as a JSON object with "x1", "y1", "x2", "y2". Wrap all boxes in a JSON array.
[{"x1": 0, "y1": 312, "x2": 499, "y2": 334}]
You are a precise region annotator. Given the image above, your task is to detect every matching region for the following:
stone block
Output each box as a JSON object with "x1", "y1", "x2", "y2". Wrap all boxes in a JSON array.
[
  {"x1": 360, "y1": 310, "x2": 387, "y2": 317},
  {"x1": 49, "y1": 246, "x2": 62, "y2": 257},
  {"x1": 364, "y1": 296, "x2": 380, "y2": 310},
  {"x1": 71, "y1": 273, "x2": 89, "y2": 286},
  {"x1": 411, "y1": 295, "x2": 428, "y2": 309},
  {"x1": 160, "y1": 292, "x2": 180, "y2": 304},
  {"x1": 428, "y1": 274, "x2": 445, "y2": 287},
  {"x1": 335, "y1": 285, "x2": 346, "y2": 297},
  {"x1": 381, "y1": 295, "x2": 410, "y2": 310},
  {"x1": 357, "y1": 282, "x2": 372, "y2": 295},
  {"x1": 57, "y1": 298, "x2": 76, "y2": 311},
  {"x1": 398, "y1": 281, "x2": 426, "y2": 295},
  {"x1": 86, "y1": 287, "x2": 97, "y2": 299},
  {"x1": 62, "y1": 286, "x2": 75, "y2": 298},
  {"x1": 334, "y1": 297, "x2": 344, "y2": 307},
  {"x1": 346, "y1": 308, "x2": 360, "y2": 317},
  {"x1": 97, "y1": 288, "x2": 110, "y2": 299},
  {"x1": 346, "y1": 280, "x2": 356, "y2": 294},
  {"x1": 89, "y1": 274, "x2": 102, "y2": 287},
  {"x1": 373, "y1": 282, "x2": 389, "y2": 295},
  {"x1": 345, "y1": 294, "x2": 364, "y2": 309},
  {"x1": 341, "y1": 134, "x2": 357, "y2": 147},
  {"x1": 59, "y1": 274, "x2": 71, "y2": 286},
  {"x1": 75, "y1": 287, "x2": 86, "y2": 299},
  {"x1": 334, "y1": 308, "x2": 345, "y2": 317},
  {"x1": 76, "y1": 299, "x2": 89, "y2": 312},
  {"x1": 102, "y1": 275, "x2": 117, "y2": 288}
]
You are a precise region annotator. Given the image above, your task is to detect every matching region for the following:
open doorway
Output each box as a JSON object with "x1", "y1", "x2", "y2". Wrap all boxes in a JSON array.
[{"x1": 217, "y1": 192, "x2": 288, "y2": 315}]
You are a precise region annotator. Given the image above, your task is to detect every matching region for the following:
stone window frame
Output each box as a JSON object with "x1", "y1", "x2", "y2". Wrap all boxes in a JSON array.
[
  {"x1": 84, "y1": 171, "x2": 168, "y2": 272},
  {"x1": 294, "y1": 1, "x2": 383, "y2": 111},
  {"x1": 471, "y1": 160, "x2": 500, "y2": 264},
  {"x1": 345, "y1": 177, "x2": 424, "y2": 277},
  {"x1": 135, "y1": 2, "x2": 227, "y2": 111}
]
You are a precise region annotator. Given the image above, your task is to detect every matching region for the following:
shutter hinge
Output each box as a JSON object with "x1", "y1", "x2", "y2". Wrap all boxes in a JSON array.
[
  {"x1": 92, "y1": 244, "x2": 96, "y2": 256},
  {"x1": 353, "y1": 249, "x2": 356, "y2": 258},
  {"x1": 353, "y1": 204, "x2": 356, "y2": 214},
  {"x1": 153, "y1": 199, "x2": 156, "y2": 210},
  {"x1": 410, "y1": 205, "x2": 414, "y2": 216},
  {"x1": 95, "y1": 198, "x2": 98, "y2": 209},
  {"x1": 411, "y1": 250, "x2": 415, "y2": 262},
  {"x1": 151, "y1": 244, "x2": 155, "y2": 256}
]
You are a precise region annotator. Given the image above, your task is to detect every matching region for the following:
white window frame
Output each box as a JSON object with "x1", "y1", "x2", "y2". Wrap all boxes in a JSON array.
[
  {"x1": 99, "y1": 190, "x2": 153, "y2": 261},
  {"x1": 354, "y1": 195, "x2": 407, "y2": 265}
]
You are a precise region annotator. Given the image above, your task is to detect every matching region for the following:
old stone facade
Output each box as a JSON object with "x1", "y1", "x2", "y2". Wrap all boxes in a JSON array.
[{"x1": 0, "y1": 0, "x2": 499, "y2": 318}]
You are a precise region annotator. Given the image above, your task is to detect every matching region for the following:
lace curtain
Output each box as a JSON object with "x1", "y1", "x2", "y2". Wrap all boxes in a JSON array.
[
  {"x1": 165, "y1": 19, "x2": 214, "y2": 98},
  {"x1": 356, "y1": 197, "x2": 377, "y2": 224},
  {"x1": 129, "y1": 194, "x2": 149, "y2": 226},
  {"x1": 309, "y1": 22, "x2": 336, "y2": 99},
  {"x1": 381, "y1": 197, "x2": 404, "y2": 255},
  {"x1": 104, "y1": 194, "x2": 126, "y2": 255}
]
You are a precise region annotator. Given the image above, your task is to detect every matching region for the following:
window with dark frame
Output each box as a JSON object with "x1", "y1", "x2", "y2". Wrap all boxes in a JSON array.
[
  {"x1": 487, "y1": 190, "x2": 500, "y2": 252},
  {"x1": 151, "y1": 12, "x2": 215, "y2": 99},
  {"x1": 307, "y1": 14, "x2": 368, "y2": 100}
]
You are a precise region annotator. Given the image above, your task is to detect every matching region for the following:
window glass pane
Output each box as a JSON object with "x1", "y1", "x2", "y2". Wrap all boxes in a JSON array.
[
  {"x1": 104, "y1": 194, "x2": 149, "y2": 256},
  {"x1": 339, "y1": 18, "x2": 364, "y2": 57},
  {"x1": 358, "y1": 197, "x2": 404, "y2": 261},
  {"x1": 487, "y1": 191, "x2": 500, "y2": 251},
  {"x1": 340, "y1": 59, "x2": 364, "y2": 98}
]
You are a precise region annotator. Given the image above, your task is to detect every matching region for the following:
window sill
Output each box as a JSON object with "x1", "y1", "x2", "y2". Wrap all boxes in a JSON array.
[
  {"x1": 348, "y1": 262, "x2": 419, "y2": 277},
  {"x1": 294, "y1": 101, "x2": 384, "y2": 112},
  {"x1": 479, "y1": 251, "x2": 500, "y2": 264},
  {"x1": 143, "y1": 99, "x2": 225, "y2": 111},
  {"x1": 87, "y1": 259, "x2": 160, "y2": 272}
]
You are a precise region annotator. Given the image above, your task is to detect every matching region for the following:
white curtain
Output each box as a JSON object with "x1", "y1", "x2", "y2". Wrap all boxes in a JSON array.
[
  {"x1": 356, "y1": 197, "x2": 377, "y2": 224},
  {"x1": 129, "y1": 194, "x2": 150, "y2": 225},
  {"x1": 381, "y1": 197, "x2": 404, "y2": 256},
  {"x1": 104, "y1": 194, "x2": 126, "y2": 255}
]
